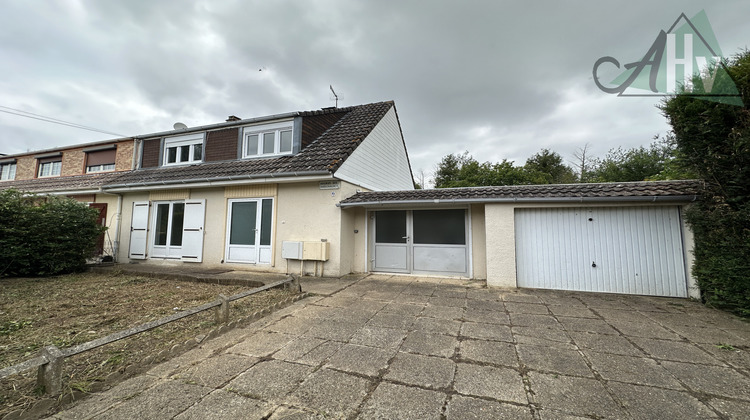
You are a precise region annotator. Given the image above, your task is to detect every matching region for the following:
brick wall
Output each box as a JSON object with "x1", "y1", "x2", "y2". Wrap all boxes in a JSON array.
[
  {"x1": 205, "y1": 128, "x2": 239, "y2": 161},
  {"x1": 115, "y1": 140, "x2": 134, "y2": 171},
  {"x1": 61, "y1": 148, "x2": 85, "y2": 177},
  {"x1": 14, "y1": 156, "x2": 36, "y2": 180}
]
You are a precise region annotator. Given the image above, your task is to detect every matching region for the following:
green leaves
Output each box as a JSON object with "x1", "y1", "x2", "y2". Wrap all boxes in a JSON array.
[{"x1": 0, "y1": 189, "x2": 105, "y2": 277}]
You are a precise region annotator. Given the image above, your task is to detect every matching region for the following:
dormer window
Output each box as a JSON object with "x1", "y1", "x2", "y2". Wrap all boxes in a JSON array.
[
  {"x1": 242, "y1": 122, "x2": 293, "y2": 158},
  {"x1": 0, "y1": 161, "x2": 16, "y2": 181},
  {"x1": 84, "y1": 145, "x2": 117, "y2": 173},
  {"x1": 163, "y1": 133, "x2": 204, "y2": 166}
]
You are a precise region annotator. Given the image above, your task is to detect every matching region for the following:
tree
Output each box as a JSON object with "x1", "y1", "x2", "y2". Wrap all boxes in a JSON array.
[
  {"x1": 589, "y1": 140, "x2": 670, "y2": 182},
  {"x1": 572, "y1": 143, "x2": 595, "y2": 182},
  {"x1": 433, "y1": 152, "x2": 548, "y2": 188},
  {"x1": 525, "y1": 149, "x2": 577, "y2": 184},
  {"x1": 660, "y1": 50, "x2": 750, "y2": 315}
]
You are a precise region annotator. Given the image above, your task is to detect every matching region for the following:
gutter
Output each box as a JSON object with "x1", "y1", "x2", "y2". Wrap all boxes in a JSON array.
[
  {"x1": 103, "y1": 171, "x2": 333, "y2": 192},
  {"x1": 337, "y1": 195, "x2": 700, "y2": 208}
]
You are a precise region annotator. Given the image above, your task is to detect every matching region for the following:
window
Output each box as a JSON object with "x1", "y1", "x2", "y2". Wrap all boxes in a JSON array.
[
  {"x1": 0, "y1": 162, "x2": 16, "y2": 180},
  {"x1": 225, "y1": 198, "x2": 274, "y2": 264},
  {"x1": 163, "y1": 134, "x2": 204, "y2": 166},
  {"x1": 38, "y1": 159, "x2": 62, "y2": 177},
  {"x1": 242, "y1": 122, "x2": 293, "y2": 158},
  {"x1": 151, "y1": 201, "x2": 185, "y2": 259},
  {"x1": 85, "y1": 148, "x2": 117, "y2": 173}
]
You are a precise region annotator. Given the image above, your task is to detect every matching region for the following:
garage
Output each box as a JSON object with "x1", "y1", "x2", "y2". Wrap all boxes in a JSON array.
[{"x1": 515, "y1": 206, "x2": 688, "y2": 297}]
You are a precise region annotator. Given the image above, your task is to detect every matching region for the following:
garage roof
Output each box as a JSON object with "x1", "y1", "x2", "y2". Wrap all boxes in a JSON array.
[{"x1": 339, "y1": 180, "x2": 703, "y2": 207}]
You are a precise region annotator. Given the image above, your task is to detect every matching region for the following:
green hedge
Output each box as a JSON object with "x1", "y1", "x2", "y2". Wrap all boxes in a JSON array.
[{"x1": 0, "y1": 189, "x2": 105, "y2": 277}]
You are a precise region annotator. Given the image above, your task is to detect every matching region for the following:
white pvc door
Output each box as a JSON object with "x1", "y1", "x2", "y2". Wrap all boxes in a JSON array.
[
  {"x1": 515, "y1": 207, "x2": 687, "y2": 297},
  {"x1": 225, "y1": 198, "x2": 273, "y2": 264}
]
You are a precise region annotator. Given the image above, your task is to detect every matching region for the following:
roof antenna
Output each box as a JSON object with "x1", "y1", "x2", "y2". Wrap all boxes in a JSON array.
[{"x1": 329, "y1": 85, "x2": 340, "y2": 108}]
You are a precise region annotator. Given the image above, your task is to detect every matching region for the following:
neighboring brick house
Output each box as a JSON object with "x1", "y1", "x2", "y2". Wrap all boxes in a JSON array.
[{"x1": 0, "y1": 138, "x2": 137, "y2": 257}]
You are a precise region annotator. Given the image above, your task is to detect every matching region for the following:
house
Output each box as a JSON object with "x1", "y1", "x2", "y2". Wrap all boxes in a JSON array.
[
  {"x1": 1, "y1": 100, "x2": 702, "y2": 299},
  {"x1": 0, "y1": 138, "x2": 136, "y2": 256}
]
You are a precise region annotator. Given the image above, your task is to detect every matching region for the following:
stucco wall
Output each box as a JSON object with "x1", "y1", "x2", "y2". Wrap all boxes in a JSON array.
[
  {"x1": 484, "y1": 204, "x2": 517, "y2": 288},
  {"x1": 470, "y1": 204, "x2": 487, "y2": 280}
]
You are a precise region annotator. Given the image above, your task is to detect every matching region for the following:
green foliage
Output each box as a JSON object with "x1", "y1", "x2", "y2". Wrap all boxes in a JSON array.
[
  {"x1": 0, "y1": 189, "x2": 105, "y2": 277},
  {"x1": 661, "y1": 50, "x2": 750, "y2": 316},
  {"x1": 434, "y1": 151, "x2": 570, "y2": 188},
  {"x1": 0, "y1": 320, "x2": 32, "y2": 336},
  {"x1": 524, "y1": 149, "x2": 577, "y2": 184}
]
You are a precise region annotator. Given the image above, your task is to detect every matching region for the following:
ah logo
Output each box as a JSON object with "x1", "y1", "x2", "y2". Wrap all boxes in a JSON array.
[{"x1": 593, "y1": 11, "x2": 741, "y2": 105}]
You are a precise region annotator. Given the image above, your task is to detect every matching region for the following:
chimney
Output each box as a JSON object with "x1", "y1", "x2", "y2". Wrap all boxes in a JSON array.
[{"x1": 226, "y1": 115, "x2": 241, "y2": 122}]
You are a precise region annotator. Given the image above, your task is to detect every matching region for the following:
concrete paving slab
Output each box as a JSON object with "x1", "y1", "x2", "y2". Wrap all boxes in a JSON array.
[
  {"x1": 314, "y1": 295, "x2": 361, "y2": 308},
  {"x1": 512, "y1": 326, "x2": 572, "y2": 347},
  {"x1": 401, "y1": 331, "x2": 458, "y2": 358},
  {"x1": 263, "y1": 315, "x2": 316, "y2": 336},
  {"x1": 366, "y1": 312, "x2": 416, "y2": 330},
  {"x1": 384, "y1": 352, "x2": 455, "y2": 389},
  {"x1": 568, "y1": 331, "x2": 643, "y2": 356},
  {"x1": 504, "y1": 302, "x2": 549, "y2": 315},
  {"x1": 629, "y1": 337, "x2": 724, "y2": 365},
  {"x1": 510, "y1": 313, "x2": 563, "y2": 328},
  {"x1": 499, "y1": 292, "x2": 543, "y2": 304},
  {"x1": 266, "y1": 406, "x2": 329, "y2": 420},
  {"x1": 325, "y1": 343, "x2": 395, "y2": 376},
  {"x1": 402, "y1": 284, "x2": 438, "y2": 296},
  {"x1": 661, "y1": 361, "x2": 750, "y2": 400},
  {"x1": 95, "y1": 381, "x2": 212, "y2": 420},
  {"x1": 666, "y1": 325, "x2": 748, "y2": 344},
  {"x1": 299, "y1": 277, "x2": 359, "y2": 295},
  {"x1": 296, "y1": 340, "x2": 344, "y2": 366},
  {"x1": 583, "y1": 351, "x2": 684, "y2": 388},
  {"x1": 412, "y1": 317, "x2": 462, "y2": 336},
  {"x1": 173, "y1": 353, "x2": 259, "y2": 388},
  {"x1": 536, "y1": 409, "x2": 592, "y2": 419},
  {"x1": 287, "y1": 368, "x2": 372, "y2": 418},
  {"x1": 273, "y1": 336, "x2": 328, "y2": 362},
  {"x1": 445, "y1": 394, "x2": 533, "y2": 419},
  {"x1": 227, "y1": 359, "x2": 314, "y2": 401},
  {"x1": 607, "y1": 382, "x2": 719, "y2": 420},
  {"x1": 349, "y1": 325, "x2": 407, "y2": 349},
  {"x1": 464, "y1": 308, "x2": 510, "y2": 325},
  {"x1": 303, "y1": 320, "x2": 363, "y2": 342},
  {"x1": 707, "y1": 398, "x2": 750, "y2": 419},
  {"x1": 576, "y1": 295, "x2": 631, "y2": 310},
  {"x1": 293, "y1": 304, "x2": 342, "y2": 320},
  {"x1": 454, "y1": 363, "x2": 527, "y2": 404},
  {"x1": 381, "y1": 302, "x2": 426, "y2": 315},
  {"x1": 527, "y1": 372, "x2": 626, "y2": 419},
  {"x1": 458, "y1": 339, "x2": 519, "y2": 368},
  {"x1": 432, "y1": 286, "x2": 467, "y2": 298},
  {"x1": 695, "y1": 343, "x2": 750, "y2": 370},
  {"x1": 545, "y1": 304, "x2": 598, "y2": 318},
  {"x1": 557, "y1": 316, "x2": 619, "y2": 335},
  {"x1": 465, "y1": 298, "x2": 505, "y2": 312},
  {"x1": 606, "y1": 319, "x2": 684, "y2": 340},
  {"x1": 357, "y1": 382, "x2": 447, "y2": 420},
  {"x1": 517, "y1": 344, "x2": 593, "y2": 377},
  {"x1": 173, "y1": 390, "x2": 274, "y2": 420},
  {"x1": 429, "y1": 296, "x2": 467, "y2": 308},
  {"x1": 421, "y1": 305, "x2": 464, "y2": 320},
  {"x1": 466, "y1": 288, "x2": 502, "y2": 301},
  {"x1": 226, "y1": 330, "x2": 295, "y2": 357},
  {"x1": 461, "y1": 322, "x2": 514, "y2": 342},
  {"x1": 54, "y1": 375, "x2": 160, "y2": 420},
  {"x1": 393, "y1": 293, "x2": 432, "y2": 304}
]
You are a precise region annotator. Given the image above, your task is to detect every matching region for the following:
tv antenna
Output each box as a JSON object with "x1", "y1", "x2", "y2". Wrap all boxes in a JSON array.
[{"x1": 329, "y1": 85, "x2": 342, "y2": 107}]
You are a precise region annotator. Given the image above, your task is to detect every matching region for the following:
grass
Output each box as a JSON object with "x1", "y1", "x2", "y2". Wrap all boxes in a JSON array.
[{"x1": 0, "y1": 270, "x2": 294, "y2": 418}]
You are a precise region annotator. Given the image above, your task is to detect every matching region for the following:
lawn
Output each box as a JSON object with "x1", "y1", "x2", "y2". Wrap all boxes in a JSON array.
[{"x1": 0, "y1": 270, "x2": 295, "y2": 417}]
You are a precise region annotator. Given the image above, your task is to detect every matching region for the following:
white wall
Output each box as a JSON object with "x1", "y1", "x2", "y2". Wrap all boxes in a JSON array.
[{"x1": 334, "y1": 107, "x2": 414, "y2": 191}]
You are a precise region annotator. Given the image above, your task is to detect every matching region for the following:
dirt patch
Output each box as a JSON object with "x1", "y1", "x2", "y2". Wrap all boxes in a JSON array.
[{"x1": 0, "y1": 270, "x2": 295, "y2": 418}]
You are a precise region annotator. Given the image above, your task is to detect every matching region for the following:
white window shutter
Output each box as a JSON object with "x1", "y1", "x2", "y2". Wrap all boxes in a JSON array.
[
  {"x1": 128, "y1": 201, "x2": 150, "y2": 259},
  {"x1": 181, "y1": 199, "x2": 206, "y2": 262}
]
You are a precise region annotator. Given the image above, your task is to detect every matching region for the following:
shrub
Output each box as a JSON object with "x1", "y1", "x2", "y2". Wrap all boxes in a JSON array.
[{"x1": 0, "y1": 189, "x2": 105, "y2": 277}]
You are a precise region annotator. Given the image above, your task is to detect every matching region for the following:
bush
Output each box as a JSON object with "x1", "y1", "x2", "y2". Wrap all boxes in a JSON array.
[{"x1": 0, "y1": 189, "x2": 105, "y2": 277}]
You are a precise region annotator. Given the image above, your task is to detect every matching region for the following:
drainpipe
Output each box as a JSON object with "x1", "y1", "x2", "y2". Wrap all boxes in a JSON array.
[{"x1": 100, "y1": 190, "x2": 124, "y2": 263}]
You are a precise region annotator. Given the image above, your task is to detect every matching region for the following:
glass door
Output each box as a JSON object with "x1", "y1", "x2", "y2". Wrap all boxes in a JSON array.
[
  {"x1": 225, "y1": 198, "x2": 273, "y2": 264},
  {"x1": 151, "y1": 202, "x2": 185, "y2": 258}
]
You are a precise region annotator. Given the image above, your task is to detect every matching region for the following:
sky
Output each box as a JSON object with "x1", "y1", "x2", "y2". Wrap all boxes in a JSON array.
[{"x1": 0, "y1": 1, "x2": 748, "y2": 186}]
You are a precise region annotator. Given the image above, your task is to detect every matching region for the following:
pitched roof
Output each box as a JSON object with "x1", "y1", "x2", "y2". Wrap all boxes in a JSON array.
[
  {"x1": 339, "y1": 180, "x2": 703, "y2": 206},
  {"x1": 105, "y1": 101, "x2": 395, "y2": 188},
  {"x1": 0, "y1": 171, "x2": 129, "y2": 193}
]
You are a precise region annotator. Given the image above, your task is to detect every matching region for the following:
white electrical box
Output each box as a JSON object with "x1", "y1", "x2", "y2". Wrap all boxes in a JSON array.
[{"x1": 281, "y1": 241, "x2": 303, "y2": 259}]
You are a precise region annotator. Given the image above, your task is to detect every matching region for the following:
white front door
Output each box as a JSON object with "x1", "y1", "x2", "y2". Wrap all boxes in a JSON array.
[{"x1": 225, "y1": 198, "x2": 274, "y2": 264}]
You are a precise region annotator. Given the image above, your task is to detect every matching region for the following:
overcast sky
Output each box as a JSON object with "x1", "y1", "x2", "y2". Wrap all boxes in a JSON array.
[{"x1": 1, "y1": 1, "x2": 747, "y2": 186}]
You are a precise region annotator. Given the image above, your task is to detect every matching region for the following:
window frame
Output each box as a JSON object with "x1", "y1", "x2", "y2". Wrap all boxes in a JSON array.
[
  {"x1": 86, "y1": 163, "x2": 116, "y2": 173},
  {"x1": 0, "y1": 162, "x2": 16, "y2": 181},
  {"x1": 241, "y1": 121, "x2": 294, "y2": 159},
  {"x1": 38, "y1": 160, "x2": 62, "y2": 178},
  {"x1": 162, "y1": 133, "x2": 204, "y2": 166}
]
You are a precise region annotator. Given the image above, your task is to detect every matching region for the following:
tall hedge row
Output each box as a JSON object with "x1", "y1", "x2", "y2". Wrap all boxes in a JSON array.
[
  {"x1": 0, "y1": 189, "x2": 105, "y2": 277},
  {"x1": 661, "y1": 51, "x2": 750, "y2": 316}
]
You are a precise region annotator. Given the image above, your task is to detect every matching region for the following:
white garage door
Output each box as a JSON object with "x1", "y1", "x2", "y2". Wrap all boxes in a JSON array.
[{"x1": 515, "y1": 207, "x2": 687, "y2": 297}]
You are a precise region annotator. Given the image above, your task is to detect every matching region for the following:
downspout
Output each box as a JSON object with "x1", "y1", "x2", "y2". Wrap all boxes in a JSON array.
[{"x1": 100, "y1": 190, "x2": 124, "y2": 263}]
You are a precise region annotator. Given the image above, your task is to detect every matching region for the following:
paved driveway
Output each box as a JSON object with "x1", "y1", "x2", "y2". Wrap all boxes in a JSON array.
[{"x1": 52, "y1": 274, "x2": 750, "y2": 419}]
